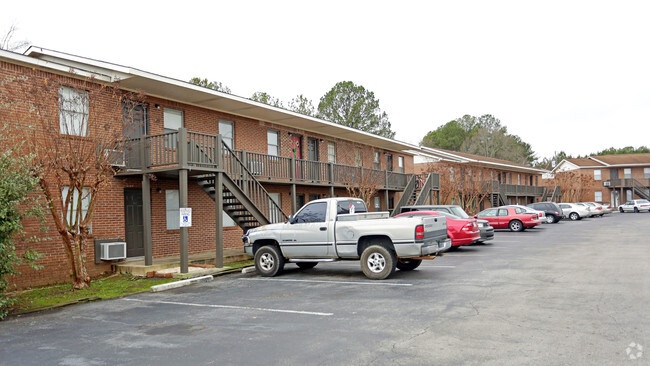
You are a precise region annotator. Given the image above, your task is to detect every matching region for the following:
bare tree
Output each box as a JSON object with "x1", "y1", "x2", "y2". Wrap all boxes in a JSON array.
[
  {"x1": 549, "y1": 171, "x2": 591, "y2": 203},
  {"x1": 1, "y1": 24, "x2": 29, "y2": 52},
  {"x1": 425, "y1": 162, "x2": 493, "y2": 215},
  {"x1": 3, "y1": 67, "x2": 143, "y2": 289},
  {"x1": 343, "y1": 168, "x2": 382, "y2": 209}
]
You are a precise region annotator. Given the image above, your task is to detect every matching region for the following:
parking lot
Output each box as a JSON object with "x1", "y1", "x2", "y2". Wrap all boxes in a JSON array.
[{"x1": 1, "y1": 213, "x2": 648, "y2": 365}]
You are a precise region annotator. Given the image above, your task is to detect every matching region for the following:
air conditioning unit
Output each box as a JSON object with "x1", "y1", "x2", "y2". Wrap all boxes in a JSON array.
[
  {"x1": 104, "y1": 149, "x2": 126, "y2": 167},
  {"x1": 247, "y1": 160, "x2": 264, "y2": 175},
  {"x1": 100, "y1": 242, "x2": 126, "y2": 260}
]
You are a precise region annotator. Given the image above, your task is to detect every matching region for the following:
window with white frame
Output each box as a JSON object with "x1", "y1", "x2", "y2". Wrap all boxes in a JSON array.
[
  {"x1": 219, "y1": 119, "x2": 234, "y2": 149},
  {"x1": 166, "y1": 190, "x2": 180, "y2": 230},
  {"x1": 164, "y1": 108, "x2": 183, "y2": 148},
  {"x1": 398, "y1": 156, "x2": 404, "y2": 173},
  {"x1": 594, "y1": 169, "x2": 602, "y2": 180},
  {"x1": 624, "y1": 168, "x2": 632, "y2": 179},
  {"x1": 267, "y1": 129, "x2": 279, "y2": 156},
  {"x1": 355, "y1": 148, "x2": 362, "y2": 167},
  {"x1": 595, "y1": 191, "x2": 603, "y2": 202},
  {"x1": 59, "y1": 86, "x2": 89, "y2": 136},
  {"x1": 374, "y1": 152, "x2": 380, "y2": 170},
  {"x1": 374, "y1": 196, "x2": 381, "y2": 211},
  {"x1": 328, "y1": 142, "x2": 336, "y2": 163},
  {"x1": 517, "y1": 174, "x2": 521, "y2": 185},
  {"x1": 450, "y1": 166, "x2": 455, "y2": 182},
  {"x1": 645, "y1": 167, "x2": 650, "y2": 179},
  {"x1": 62, "y1": 186, "x2": 90, "y2": 231}
]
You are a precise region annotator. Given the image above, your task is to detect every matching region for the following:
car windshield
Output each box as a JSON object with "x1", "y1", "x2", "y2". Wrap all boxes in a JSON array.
[{"x1": 448, "y1": 206, "x2": 470, "y2": 218}]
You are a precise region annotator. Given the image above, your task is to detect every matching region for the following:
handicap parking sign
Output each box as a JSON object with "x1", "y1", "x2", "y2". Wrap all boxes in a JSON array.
[{"x1": 179, "y1": 207, "x2": 192, "y2": 227}]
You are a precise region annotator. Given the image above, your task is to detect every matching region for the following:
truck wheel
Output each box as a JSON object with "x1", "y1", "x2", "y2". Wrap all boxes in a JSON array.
[
  {"x1": 360, "y1": 245, "x2": 396, "y2": 280},
  {"x1": 509, "y1": 220, "x2": 524, "y2": 232},
  {"x1": 396, "y1": 258, "x2": 422, "y2": 271},
  {"x1": 296, "y1": 262, "x2": 318, "y2": 270},
  {"x1": 254, "y1": 246, "x2": 284, "y2": 277}
]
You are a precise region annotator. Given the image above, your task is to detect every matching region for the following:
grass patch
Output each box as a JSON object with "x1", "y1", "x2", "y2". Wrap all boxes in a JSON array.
[
  {"x1": 224, "y1": 259, "x2": 254, "y2": 269},
  {"x1": 7, "y1": 273, "x2": 175, "y2": 316}
]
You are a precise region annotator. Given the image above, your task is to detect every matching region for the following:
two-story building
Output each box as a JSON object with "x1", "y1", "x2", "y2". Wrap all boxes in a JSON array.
[
  {"x1": 553, "y1": 153, "x2": 650, "y2": 206},
  {"x1": 1, "y1": 47, "x2": 439, "y2": 288},
  {"x1": 413, "y1": 147, "x2": 553, "y2": 213}
]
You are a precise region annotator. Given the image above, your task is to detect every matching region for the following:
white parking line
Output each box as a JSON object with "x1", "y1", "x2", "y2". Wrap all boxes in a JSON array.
[
  {"x1": 420, "y1": 264, "x2": 457, "y2": 268},
  {"x1": 242, "y1": 278, "x2": 413, "y2": 287},
  {"x1": 123, "y1": 298, "x2": 333, "y2": 316}
]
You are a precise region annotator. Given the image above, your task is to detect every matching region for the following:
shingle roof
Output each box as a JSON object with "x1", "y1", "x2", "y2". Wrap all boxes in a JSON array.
[
  {"x1": 565, "y1": 158, "x2": 605, "y2": 167},
  {"x1": 432, "y1": 148, "x2": 537, "y2": 170},
  {"x1": 591, "y1": 153, "x2": 650, "y2": 165}
]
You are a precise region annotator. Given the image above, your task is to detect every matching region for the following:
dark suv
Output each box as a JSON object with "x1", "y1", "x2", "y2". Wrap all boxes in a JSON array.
[{"x1": 526, "y1": 202, "x2": 565, "y2": 223}]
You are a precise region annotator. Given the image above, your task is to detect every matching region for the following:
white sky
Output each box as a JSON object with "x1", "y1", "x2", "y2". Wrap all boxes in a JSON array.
[{"x1": 3, "y1": 0, "x2": 650, "y2": 161}]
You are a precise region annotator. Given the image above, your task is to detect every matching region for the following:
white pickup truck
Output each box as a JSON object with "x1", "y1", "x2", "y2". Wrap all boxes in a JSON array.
[{"x1": 243, "y1": 197, "x2": 451, "y2": 279}]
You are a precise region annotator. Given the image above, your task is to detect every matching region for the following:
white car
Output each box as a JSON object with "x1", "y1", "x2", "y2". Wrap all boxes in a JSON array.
[
  {"x1": 582, "y1": 202, "x2": 604, "y2": 217},
  {"x1": 558, "y1": 203, "x2": 590, "y2": 221},
  {"x1": 618, "y1": 199, "x2": 650, "y2": 213},
  {"x1": 574, "y1": 203, "x2": 597, "y2": 217},
  {"x1": 600, "y1": 202, "x2": 613, "y2": 215}
]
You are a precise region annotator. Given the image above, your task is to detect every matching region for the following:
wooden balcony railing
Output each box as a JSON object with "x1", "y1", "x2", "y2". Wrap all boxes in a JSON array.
[
  {"x1": 121, "y1": 128, "x2": 413, "y2": 190},
  {"x1": 605, "y1": 178, "x2": 650, "y2": 188}
]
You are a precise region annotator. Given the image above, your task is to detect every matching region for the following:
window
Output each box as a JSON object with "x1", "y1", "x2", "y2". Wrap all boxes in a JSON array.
[
  {"x1": 386, "y1": 154, "x2": 393, "y2": 172},
  {"x1": 624, "y1": 168, "x2": 632, "y2": 179},
  {"x1": 398, "y1": 156, "x2": 404, "y2": 173},
  {"x1": 294, "y1": 202, "x2": 327, "y2": 223},
  {"x1": 626, "y1": 190, "x2": 633, "y2": 201},
  {"x1": 59, "y1": 86, "x2": 89, "y2": 136},
  {"x1": 267, "y1": 130, "x2": 279, "y2": 156},
  {"x1": 595, "y1": 191, "x2": 603, "y2": 202},
  {"x1": 166, "y1": 190, "x2": 180, "y2": 230},
  {"x1": 327, "y1": 142, "x2": 336, "y2": 163},
  {"x1": 594, "y1": 169, "x2": 602, "y2": 181},
  {"x1": 219, "y1": 119, "x2": 234, "y2": 149},
  {"x1": 450, "y1": 166, "x2": 455, "y2": 182},
  {"x1": 374, "y1": 152, "x2": 380, "y2": 170},
  {"x1": 164, "y1": 108, "x2": 183, "y2": 133},
  {"x1": 497, "y1": 208, "x2": 508, "y2": 216},
  {"x1": 374, "y1": 196, "x2": 381, "y2": 211},
  {"x1": 517, "y1": 174, "x2": 521, "y2": 185},
  {"x1": 62, "y1": 186, "x2": 90, "y2": 230},
  {"x1": 477, "y1": 208, "x2": 498, "y2": 218},
  {"x1": 645, "y1": 168, "x2": 650, "y2": 179},
  {"x1": 355, "y1": 148, "x2": 362, "y2": 167}
]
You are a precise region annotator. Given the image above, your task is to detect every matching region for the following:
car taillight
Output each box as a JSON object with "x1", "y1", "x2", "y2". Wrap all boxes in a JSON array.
[
  {"x1": 462, "y1": 222, "x2": 474, "y2": 231},
  {"x1": 415, "y1": 225, "x2": 425, "y2": 239}
]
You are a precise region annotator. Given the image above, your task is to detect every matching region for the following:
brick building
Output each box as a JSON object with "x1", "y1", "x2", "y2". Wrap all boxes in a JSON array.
[
  {"x1": 413, "y1": 147, "x2": 553, "y2": 213},
  {"x1": 1, "y1": 47, "x2": 436, "y2": 289},
  {"x1": 552, "y1": 153, "x2": 650, "y2": 206}
]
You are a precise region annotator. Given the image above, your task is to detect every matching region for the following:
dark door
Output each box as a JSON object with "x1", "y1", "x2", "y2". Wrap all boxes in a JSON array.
[
  {"x1": 307, "y1": 138, "x2": 320, "y2": 181},
  {"x1": 122, "y1": 101, "x2": 149, "y2": 167},
  {"x1": 124, "y1": 188, "x2": 144, "y2": 257},
  {"x1": 610, "y1": 169, "x2": 618, "y2": 179}
]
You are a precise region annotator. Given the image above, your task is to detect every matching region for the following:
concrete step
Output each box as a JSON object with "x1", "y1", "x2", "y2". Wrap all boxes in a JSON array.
[{"x1": 113, "y1": 249, "x2": 249, "y2": 277}]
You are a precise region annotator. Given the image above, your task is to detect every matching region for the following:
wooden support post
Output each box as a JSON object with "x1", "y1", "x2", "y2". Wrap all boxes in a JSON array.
[
  {"x1": 179, "y1": 169, "x2": 189, "y2": 273},
  {"x1": 215, "y1": 172, "x2": 224, "y2": 268},
  {"x1": 142, "y1": 174, "x2": 153, "y2": 266}
]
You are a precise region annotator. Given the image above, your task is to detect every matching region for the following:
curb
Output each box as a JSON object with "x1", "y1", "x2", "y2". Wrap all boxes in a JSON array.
[{"x1": 150, "y1": 275, "x2": 214, "y2": 292}]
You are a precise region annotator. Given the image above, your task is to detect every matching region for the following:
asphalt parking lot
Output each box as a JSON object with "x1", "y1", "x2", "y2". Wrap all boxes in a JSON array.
[{"x1": 1, "y1": 213, "x2": 648, "y2": 366}]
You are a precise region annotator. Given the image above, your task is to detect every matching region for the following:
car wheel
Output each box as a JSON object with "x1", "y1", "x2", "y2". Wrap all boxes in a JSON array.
[
  {"x1": 296, "y1": 262, "x2": 318, "y2": 270},
  {"x1": 396, "y1": 258, "x2": 422, "y2": 271},
  {"x1": 361, "y1": 245, "x2": 396, "y2": 280},
  {"x1": 254, "y1": 246, "x2": 285, "y2": 277},
  {"x1": 569, "y1": 212, "x2": 579, "y2": 221},
  {"x1": 634, "y1": 207, "x2": 639, "y2": 213},
  {"x1": 546, "y1": 214, "x2": 556, "y2": 224},
  {"x1": 619, "y1": 207, "x2": 624, "y2": 213},
  {"x1": 509, "y1": 220, "x2": 524, "y2": 232}
]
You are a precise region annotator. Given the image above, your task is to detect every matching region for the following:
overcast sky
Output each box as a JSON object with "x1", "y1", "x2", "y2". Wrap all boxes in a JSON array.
[{"x1": 3, "y1": 1, "x2": 649, "y2": 161}]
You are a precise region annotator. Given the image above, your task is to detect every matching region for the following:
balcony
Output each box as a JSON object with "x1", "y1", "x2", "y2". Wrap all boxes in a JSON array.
[
  {"x1": 117, "y1": 128, "x2": 413, "y2": 191},
  {"x1": 604, "y1": 178, "x2": 650, "y2": 188},
  {"x1": 487, "y1": 180, "x2": 546, "y2": 197}
]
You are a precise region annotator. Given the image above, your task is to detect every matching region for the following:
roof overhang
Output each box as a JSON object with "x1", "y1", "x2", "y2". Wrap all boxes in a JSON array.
[
  {"x1": 415, "y1": 146, "x2": 548, "y2": 174},
  {"x1": 18, "y1": 47, "x2": 417, "y2": 154}
]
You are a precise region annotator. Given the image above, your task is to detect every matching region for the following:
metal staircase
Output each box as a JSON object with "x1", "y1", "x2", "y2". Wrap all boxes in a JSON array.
[
  {"x1": 196, "y1": 142, "x2": 288, "y2": 232},
  {"x1": 390, "y1": 173, "x2": 439, "y2": 216},
  {"x1": 630, "y1": 179, "x2": 650, "y2": 200},
  {"x1": 491, "y1": 192, "x2": 507, "y2": 207}
]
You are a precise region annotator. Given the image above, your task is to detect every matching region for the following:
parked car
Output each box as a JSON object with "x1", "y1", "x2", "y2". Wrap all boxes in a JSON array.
[
  {"x1": 243, "y1": 198, "x2": 451, "y2": 279},
  {"x1": 582, "y1": 202, "x2": 604, "y2": 217},
  {"x1": 527, "y1": 202, "x2": 565, "y2": 223},
  {"x1": 505, "y1": 205, "x2": 545, "y2": 225},
  {"x1": 599, "y1": 202, "x2": 613, "y2": 215},
  {"x1": 400, "y1": 205, "x2": 494, "y2": 243},
  {"x1": 475, "y1": 206, "x2": 541, "y2": 232},
  {"x1": 574, "y1": 202, "x2": 598, "y2": 217},
  {"x1": 395, "y1": 211, "x2": 480, "y2": 248},
  {"x1": 618, "y1": 199, "x2": 650, "y2": 213},
  {"x1": 558, "y1": 203, "x2": 590, "y2": 221}
]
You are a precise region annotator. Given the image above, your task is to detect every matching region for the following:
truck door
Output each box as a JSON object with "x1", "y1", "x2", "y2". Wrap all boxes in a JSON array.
[{"x1": 281, "y1": 201, "x2": 332, "y2": 257}]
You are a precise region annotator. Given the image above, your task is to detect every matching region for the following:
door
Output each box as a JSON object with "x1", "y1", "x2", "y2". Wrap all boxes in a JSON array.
[
  {"x1": 610, "y1": 169, "x2": 618, "y2": 180},
  {"x1": 307, "y1": 138, "x2": 320, "y2": 181},
  {"x1": 122, "y1": 101, "x2": 149, "y2": 167},
  {"x1": 281, "y1": 201, "x2": 331, "y2": 257},
  {"x1": 290, "y1": 134, "x2": 303, "y2": 179},
  {"x1": 124, "y1": 188, "x2": 145, "y2": 257}
]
